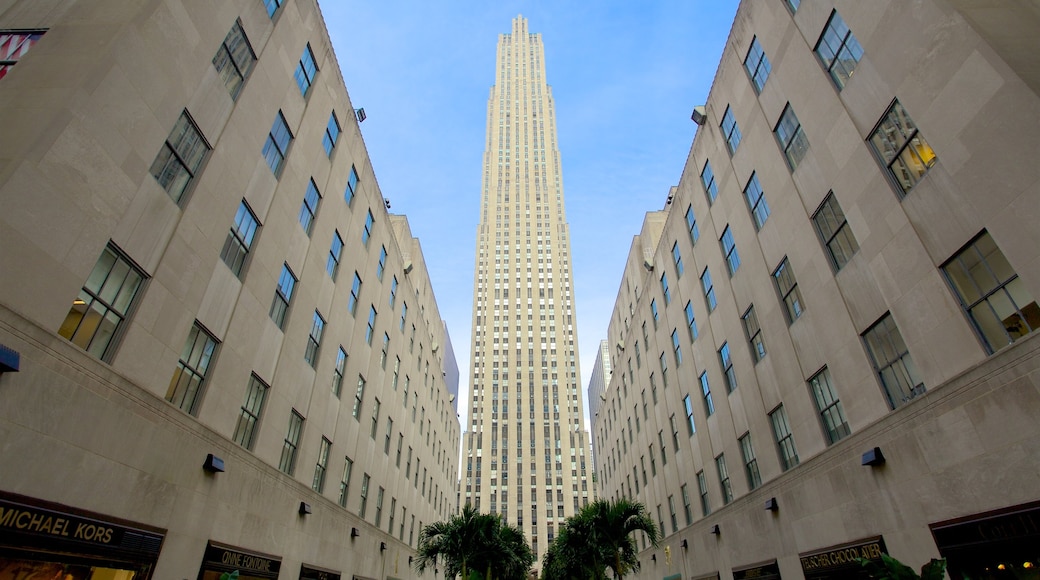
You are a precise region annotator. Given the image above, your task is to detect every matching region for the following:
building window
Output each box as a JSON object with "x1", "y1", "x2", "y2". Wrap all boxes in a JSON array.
[
  {"x1": 672, "y1": 243, "x2": 684, "y2": 278},
  {"x1": 670, "y1": 415, "x2": 680, "y2": 451},
  {"x1": 345, "y1": 165, "x2": 359, "y2": 206},
  {"x1": 739, "y1": 433, "x2": 762, "y2": 490},
  {"x1": 742, "y1": 305, "x2": 766, "y2": 362},
  {"x1": 377, "y1": 246, "x2": 387, "y2": 280},
  {"x1": 299, "y1": 179, "x2": 322, "y2": 235},
  {"x1": 213, "y1": 21, "x2": 255, "y2": 100},
  {"x1": 339, "y1": 456, "x2": 353, "y2": 507},
  {"x1": 681, "y1": 484, "x2": 693, "y2": 525},
  {"x1": 332, "y1": 347, "x2": 347, "y2": 397},
  {"x1": 313, "y1": 437, "x2": 331, "y2": 492},
  {"x1": 232, "y1": 374, "x2": 268, "y2": 450},
  {"x1": 374, "y1": 487, "x2": 384, "y2": 526},
  {"x1": 668, "y1": 496, "x2": 678, "y2": 533},
  {"x1": 327, "y1": 230, "x2": 344, "y2": 279},
  {"x1": 863, "y1": 314, "x2": 926, "y2": 409},
  {"x1": 684, "y1": 301, "x2": 698, "y2": 341},
  {"x1": 720, "y1": 106, "x2": 742, "y2": 154},
  {"x1": 743, "y1": 36, "x2": 771, "y2": 93},
  {"x1": 701, "y1": 160, "x2": 719, "y2": 204},
  {"x1": 0, "y1": 31, "x2": 45, "y2": 81},
  {"x1": 808, "y1": 367, "x2": 851, "y2": 444},
  {"x1": 294, "y1": 43, "x2": 318, "y2": 96},
  {"x1": 813, "y1": 192, "x2": 859, "y2": 271},
  {"x1": 279, "y1": 410, "x2": 304, "y2": 475},
  {"x1": 304, "y1": 310, "x2": 325, "y2": 367},
  {"x1": 389, "y1": 277, "x2": 399, "y2": 308},
  {"x1": 773, "y1": 257, "x2": 804, "y2": 323},
  {"x1": 362, "y1": 210, "x2": 374, "y2": 247},
  {"x1": 348, "y1": 272, "x2": 362, "y2": 316},
  {"x1": 685, "y1": 204, "x2": 700, "y2": 244},
  {"x1": 743, "y1": 172, "x2": 771, "y2": 230},
  {"x1": 400, "y1": 302, "x2": 408, "y2": 332},
  {"x1": 701, "y1": 268, "x2": 717, "y2": 312},
  {"x1": 166, "y1": 322, "x2": 218, "y2": 415},
  {"x1": 366, "y1": 306, "x2": 377, "y2": 345},
  {"x1": 815, "y1": 10, "x2": 864, "y2": 90},
  {"x1": 719, "y1": 342, "x2": 736, "y2": 393},
  {"x1": 380, "y1": 333, "x2": 389, "y2": 368},
  {"x1": 943, "y1": 231, "x2": 1038, "y2": 352},
  {"x1": 671, "y1": 330, "x2": 682, "y2": 366},
  {"x1": 359, "y1": 473, "x2": 370, "y2": 518},
  {"x1": 323, "y1": 112, "x2": 341, "y2": 156},
  {"x1": 720, "y1": 226, "x2": 740, "y2": 276},
  {"x1": 221, "y1": 200, "x2": 260, "y2": 278},
  {"x1": 58, "y1": 244, "x2": 146, "y2": 361},
  {"x1": 262, "y1": 111, "x2": 293, "y2": 176},
  {"x1": 650, "y1": 299, "x2": 659, "y2": 328},
  {"x1": 661, "y1": 272, "x2": 671, "y2": 304},
  {"x1": 682, "y1": 395, "x2": 696, "y2": 435},
  {"x1": 774, "y1": 104, "x2": 809, "y2": 170},
  {"x1": 697, "y1": 470, "x2": 710, "y2": 515},
  {"x1": 869, "y1": 100, "x2": 937, "y2": 195},
  {"x1": 784, "y1": 0, "x2": 800, "y2": 13},
  {"x1": 700, "y1": 371, "x2": 715, "y2": 416},
  {"x1": 659, "y1": 353, "x2": 669, "y2": 388},
  {"x1": 770, "y1": 405, "x2": 799, "y2": 470},
  {"x1": 269, "y1": 264, "x2": 296, "y2": 329},
  {"x1": 352, "y1": 375, "x2": 366, "y2": 419},
  {"x1": 263, "y1": 0, "x2": 283, "y2": 17},
  {"x1": 384, "y1": 417, "x2": 394, "y2": 454},
  {"x1": 150, "y1": 110, "x2": 209, "y2": 203},
  {"x1": 716, "y1": 455, "x2": 733, "y2": 505}
]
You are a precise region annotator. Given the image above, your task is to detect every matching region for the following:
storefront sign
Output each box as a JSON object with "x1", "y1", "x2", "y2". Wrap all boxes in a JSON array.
[
  {"x1": 733, "y1": 559, "x2": 780, "y2": 579},
  {"x1": 931, "y1": 501, "x2": 1040, "y2": 548},
  {"x1": 0, "y1": 495, "x2": 163, "y2": 556},
  {"x1": 799, "y1": 536, "x2": 886, "y2": 577},
  {"x1": 201, "y1": 542, "x2": 281, "y2": 579}
]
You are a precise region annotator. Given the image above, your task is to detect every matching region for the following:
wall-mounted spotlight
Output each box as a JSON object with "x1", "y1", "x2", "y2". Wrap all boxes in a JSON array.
[
  {"x1": 765, "y1": 497, "x2": 779, "y2": 511},
  {"x1": 299, "y1": 502, "x2": 312, "y2": 515},
  {"x1": 203, "y1": 453, "x2": 225, "y2": 473},
  {"x1": 355, "y1": 108, "x2": 367, "y2": 123},
  {"x1": 681, "y1": 539, "x2": 688, "y2": 551},
  {"x1": 691, "y1": 105, "x2": 707, "y2": 125},
  {"x1": 862, "y1": 447, "x2": 886, "y2": 466},
  {"x1": 651, "y1": 554, "x2": 656, "y2": 563},
  {"x1": 710, "y1": 524, "x2": 721, "y2": 535},
  {"x1": 351, "y1": 527, "x2": 360, "y2": 538},
  {"x1": 409, "y1": 556, "x2": 414, "y2": 566},
  {"x1": 380, "y1": 542, "x2": 387, "y2": 551}
]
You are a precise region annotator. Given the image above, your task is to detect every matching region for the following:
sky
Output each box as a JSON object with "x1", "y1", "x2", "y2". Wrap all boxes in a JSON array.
[{"x1": 319, "y1": 1, "x2": 740, "y2": 433}]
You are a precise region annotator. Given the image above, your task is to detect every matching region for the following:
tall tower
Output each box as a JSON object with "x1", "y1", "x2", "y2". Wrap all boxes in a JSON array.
[{"x1": 464, "y1": 15, "x2": 590, "y2": 564}]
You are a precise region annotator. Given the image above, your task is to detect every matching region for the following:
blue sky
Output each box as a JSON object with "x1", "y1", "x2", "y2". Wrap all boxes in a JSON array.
[{"x1": 320, "y1": 1, "x2": 740, "y2": 428}]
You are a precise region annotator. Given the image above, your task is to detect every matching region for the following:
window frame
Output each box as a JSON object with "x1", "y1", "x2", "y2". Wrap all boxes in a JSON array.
[
  {"x1": 269, "y1": 263, "x2": 297, "y2": 329},
  {"x1": 813, "y1": 10, "x2": 864, "y2": 90},
  {"x1": 808, "y1": 367, "x2": 851, "y2": 444},
  {"x1": 262, "y1": 111, "x2": 293, "y2": 177},
  {"x1": 212, "y1": 20, "x2": 256, "y2": 100},
  {"x1": 772, "y1": 257, "x2": 804, "y2": 324},
  {"x1": 774, "y1": 103, "x2": 809, "y2": 170},
  {"x1": 701, "y1": 267, "x2": 717, "y2": 312},
  {"x1": 299, "y1": 179, "x2": 322, "y2": 236},
  {"x1": 323, "y1": 111, "x2": 341, "y2": 157},
  {"x1": 742, "y1": 304, "x2": 766, "y2": 363},
  {"x1": 150, "y1": 110, "x2": 210, "y2": 204},
  {"x1": 742, "y1": 36, "x2": 771, "y2": 93},
  {"x1": 868, "y1": 99, "x2": 938, "y2": 196},
  {"x1": 701, "y1": 160, "x2": 719, "y2": 204},
  {"x1": 304, "y1": 310, "x2": 325, "y2": 367},
  {"x1": 769, "y1": 404, "x2": 799, "y2": 470},
  {"x1": 743, "y1": 172, "x2": 771, "y2": 230},
  {"x1": 862, "y1": 313, "x2": 926, "y2": 409},
  {"x1": 812, "y1": 191, "x2": 859, "y2": 271},
  {"x1": 720, "y1": 225, "x2": 740, "y2": 276},
  {"x1": 166, "y1": 321, "x2": 219, "y2": 415},
  {"x1": 685, "y1": 204, "x2": 700, "y2": 244},
  {"x1": 294, "y1": 43, "x2": 318, "y2": 97},
  {"x1": 221, "y1": 200, "x2": 260, "y2": 278},
  {"x1": 232, "y1": 374, "x2": 268, "y2": 450},
  {"x1": 279, "y1": 410, "x2": 304, "y2": 475},
  {"x1": 720, "y1": 106, "x2": 742, "y2": 155}
]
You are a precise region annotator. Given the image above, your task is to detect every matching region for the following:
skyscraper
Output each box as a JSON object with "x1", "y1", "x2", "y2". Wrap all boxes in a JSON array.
[{"x1": 464, "y1": 15, "x2": 590, "y2": 563}]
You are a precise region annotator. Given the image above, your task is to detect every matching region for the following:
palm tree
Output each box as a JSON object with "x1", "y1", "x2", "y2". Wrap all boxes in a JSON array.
[
  {"x1": 541, "y1": 498, "x2": 659, "y2": 580},
  {"x1": 414, "y1": 504, "x2": 533, "y2": 580}
]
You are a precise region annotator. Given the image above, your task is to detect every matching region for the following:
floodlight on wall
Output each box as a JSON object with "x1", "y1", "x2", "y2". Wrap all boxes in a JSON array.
[
  {"x1": 765, "y1": 497, "x2": 779, "y2": 511},
  {"x1": 351, "y1": 527, "x2": 360, "y2": 538},
  {"x1": 862, "y1": 447, "x2": 886, "y2": 466},
  {"x1": 651, "y1": 554, "x2": 656, "y2": 563},
  {"x1": 681, "y1": 539, "x2": 688, "y2": 551},
  {"x1": 710, "y1": 524, "x2": 721, "y2": 535},
  {"x1": 203, "y1": 453, "x2": 225, "y2": 473},
  {"x1": 643, "y1": 258, "x2": 654, "y2": 272},
  {"x1": 299, "y1": 502, "x2": 312, "y2": 515},
  {"x1": 380, "y1": 542, "x2": 387, "y2": 551},
  {"x1": 355, "y1": 108, "x2": 367, "y2": 123},
  {"x1": 403, "y1": 261, "x2": 413, "y2": 274},
  {"x1": 384, "y1": 199, "x2": 391, "y2": 209},
  {"x1": 691, "y1": 105, "x2": 707, "y2": 125},
  {"x1": 0, "y1": 344, "x2": 20, "y2": 373}
]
